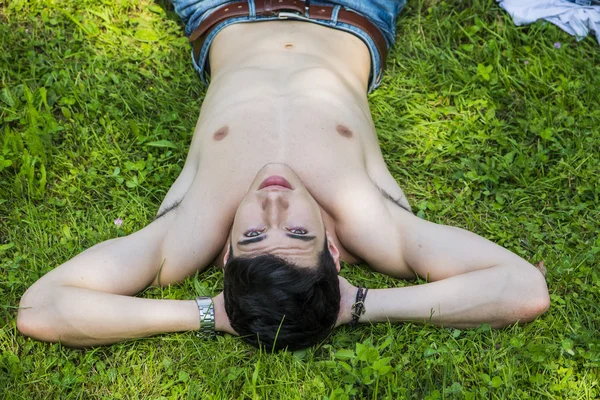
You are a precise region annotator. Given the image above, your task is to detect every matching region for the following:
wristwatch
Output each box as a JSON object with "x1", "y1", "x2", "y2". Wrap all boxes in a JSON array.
[{"x1": 195, "y1": 296, "x2": 215, "y2": 335}]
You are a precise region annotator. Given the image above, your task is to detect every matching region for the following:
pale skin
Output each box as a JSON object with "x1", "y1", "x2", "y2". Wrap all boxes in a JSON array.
[{"x1": 17, "y1": 21, "x2": 550, "y2": 347}]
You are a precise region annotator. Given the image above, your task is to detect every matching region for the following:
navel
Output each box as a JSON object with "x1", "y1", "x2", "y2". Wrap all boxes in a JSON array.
[
  {"x1": 336, "y1": 124, "x2": 354, "y2": 139},
  {"x1": 212, "y1": 126, "x2": 229, "y2": 141},
  {"x1": 284, "y1": 43, "x2": 294, "y2": 49}
]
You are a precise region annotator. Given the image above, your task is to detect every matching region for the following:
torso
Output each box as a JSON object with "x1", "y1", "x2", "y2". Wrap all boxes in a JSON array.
[{"x1": 157, "y1": 21, "x2": 411, "y2": 278}]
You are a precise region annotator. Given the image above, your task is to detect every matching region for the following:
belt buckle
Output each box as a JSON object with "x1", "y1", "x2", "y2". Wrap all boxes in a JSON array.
[{"x1": 278, "y1": 11, "x2": 311, "y2": 21}]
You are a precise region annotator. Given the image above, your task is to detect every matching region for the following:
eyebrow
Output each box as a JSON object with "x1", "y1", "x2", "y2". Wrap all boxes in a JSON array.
[
  {"x1": 287, "y1": 233, "x2": 316, "y2": 242},
  {"x1": 237, "y1": 234, "x2": 317, "y2": 246},
  {"x1": 237, "y1": 236, "x2": 266, "y2": 246}
]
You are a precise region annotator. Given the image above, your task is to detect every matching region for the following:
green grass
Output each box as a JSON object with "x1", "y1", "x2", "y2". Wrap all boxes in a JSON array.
[{"x1": 1, "y1": 0, "x2": 599, "y2": 398}]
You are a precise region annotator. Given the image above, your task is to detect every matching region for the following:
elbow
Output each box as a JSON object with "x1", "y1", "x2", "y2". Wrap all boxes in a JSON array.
[
  {"x1": 520, "y1": 289, "x2": 550, "y2": 323},
  {"x1": 16, "y1": 308, "x2": 39, "y2": 340},
  {"x1": 17, "y1": 287, "x2": 59, "y2": 343},
  {"x1": 513, "y1": 266, "x2": 550, "y2": 323},
  {"x1": 525, "y1": 266, "x2": 550, "y2": 320}
]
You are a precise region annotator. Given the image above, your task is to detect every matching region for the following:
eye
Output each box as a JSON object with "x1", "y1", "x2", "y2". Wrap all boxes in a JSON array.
[
  {"x1": 244, "y1": 229, "x2": 264, "y2": 237},
  {"x1": 288, "y1": 227, "x2": 308, "y2": 235}
]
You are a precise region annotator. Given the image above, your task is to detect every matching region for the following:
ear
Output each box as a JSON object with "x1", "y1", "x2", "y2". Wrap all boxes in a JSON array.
[
  {"x1": 325, "y1": 231, "x2": 341, "y2": 273},
  {"x1": 223, "y1": 244, "x2": 231, "y2": 266}
]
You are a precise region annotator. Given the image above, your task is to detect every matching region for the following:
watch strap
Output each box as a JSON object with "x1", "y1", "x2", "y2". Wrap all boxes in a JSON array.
[{"x1": 195, "y1": 296, "x2": 215, "y2": 335}]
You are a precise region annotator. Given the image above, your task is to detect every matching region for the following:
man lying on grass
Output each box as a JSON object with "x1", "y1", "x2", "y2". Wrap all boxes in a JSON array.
[{"x1": 17, "y1": 0, "x2": 550, "y2": 351}]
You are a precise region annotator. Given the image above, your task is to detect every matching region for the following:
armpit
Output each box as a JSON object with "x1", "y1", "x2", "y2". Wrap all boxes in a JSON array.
[
  {"x1": 378, "y1": 186, "x2": 412, "y2": 214},
  {"x1": 155, "y1": 198, "x2": 183, "y2": 220}
]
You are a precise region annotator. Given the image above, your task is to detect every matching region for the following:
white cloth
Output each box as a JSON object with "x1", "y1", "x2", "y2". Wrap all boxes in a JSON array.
[{"x1": 497, "y1": 0, "x2": 600, "y2": 44}]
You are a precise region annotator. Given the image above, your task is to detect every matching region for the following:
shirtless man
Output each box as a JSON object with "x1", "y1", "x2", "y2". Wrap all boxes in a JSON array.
[{"x1": 17, "y1": 0, "x2": 550, "y2": 351}]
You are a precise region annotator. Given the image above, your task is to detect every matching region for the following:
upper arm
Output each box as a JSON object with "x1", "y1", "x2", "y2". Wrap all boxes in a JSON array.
[
  {"x1": 335, "y1": 183, "x2": 412, "y2": 276},
  {"x1": 22, "y1": 183, "x2": 228, "y2": 314},
  {"x1": 25, "y1": 216, "x2": 174, "y2": 299},
  {"x1": 338, "y1": 184, "x2": 530, "y2": 280},
  {"x1": 393, "y1": 209, "x2": 530, "y2": 282}
]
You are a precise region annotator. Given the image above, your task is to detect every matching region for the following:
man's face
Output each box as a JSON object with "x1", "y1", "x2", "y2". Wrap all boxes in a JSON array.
[{"x1": 229, "y1": 164, "x2": 326, "y2": 267}]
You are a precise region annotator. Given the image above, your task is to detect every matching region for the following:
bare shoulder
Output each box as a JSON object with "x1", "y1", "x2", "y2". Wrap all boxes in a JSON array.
[
  {"x1": 157, "y1": 179, "x2": 233, "y2": 285},
  {"x1": 333, "y1": 174, "x2": 414, "y2": 278}
]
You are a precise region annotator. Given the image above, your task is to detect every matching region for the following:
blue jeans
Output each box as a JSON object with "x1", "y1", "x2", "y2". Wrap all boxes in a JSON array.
[{"x1": 169, "y1": 0, "x2": 406, "y2": 92}]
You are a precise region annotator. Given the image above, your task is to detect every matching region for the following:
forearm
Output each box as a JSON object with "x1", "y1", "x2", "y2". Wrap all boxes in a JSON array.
[
  {"x1": 360, "y1": 264, "x2": 549, "y2": 329},
  {"x1": 18, "y1": 286, "x2": 200, "y2": 347}
]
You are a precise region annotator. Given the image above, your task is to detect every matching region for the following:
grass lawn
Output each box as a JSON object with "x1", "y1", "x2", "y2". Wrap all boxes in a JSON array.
[{"x1": 1, "y1": 0, "x2": 599, "y2": 398}]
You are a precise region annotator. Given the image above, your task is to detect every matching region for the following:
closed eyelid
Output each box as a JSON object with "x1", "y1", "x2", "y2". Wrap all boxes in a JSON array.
[
  {"x1": 244, "y1": 228, "x2": 266, "y2": 235},
  {"x1": 287, "y1": 227, "x2": 308, "y2": 233}
]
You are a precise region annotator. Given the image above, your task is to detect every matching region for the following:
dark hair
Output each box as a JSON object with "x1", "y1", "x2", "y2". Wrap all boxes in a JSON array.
[{"x1": 223, "y1": 241, "x2": 340, "y2": 351}]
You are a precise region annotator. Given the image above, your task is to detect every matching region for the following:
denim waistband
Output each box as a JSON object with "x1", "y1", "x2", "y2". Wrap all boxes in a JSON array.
[{"x1": 170, "y1": 0, "x2": 405, "y2": 92}]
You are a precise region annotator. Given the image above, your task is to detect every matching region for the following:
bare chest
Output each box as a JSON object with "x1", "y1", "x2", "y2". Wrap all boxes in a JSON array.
[{"x1": 163, "y1": 22, "x2": 408, "y2": 265}]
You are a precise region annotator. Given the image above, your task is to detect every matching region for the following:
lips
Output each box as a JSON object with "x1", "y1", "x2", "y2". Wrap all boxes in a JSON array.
[{"x1": 259, "y1": 175, "x2": 293, "y2": 190}]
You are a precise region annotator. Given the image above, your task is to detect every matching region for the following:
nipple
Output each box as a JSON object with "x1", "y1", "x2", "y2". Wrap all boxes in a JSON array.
[
  {"x1": 336, "y1": 124, "x2": 354, "y2": 139},
  {"x1": 213, "y1": 126, "x2": 229, "y2": 141}
]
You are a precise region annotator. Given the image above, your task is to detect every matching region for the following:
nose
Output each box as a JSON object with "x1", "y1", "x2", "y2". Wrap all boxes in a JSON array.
[{"x1": 262, "y1": 192, "x2": 289, "y2": 224}]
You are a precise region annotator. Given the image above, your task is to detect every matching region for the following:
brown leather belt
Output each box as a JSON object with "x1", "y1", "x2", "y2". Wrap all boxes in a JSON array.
[{"x1": 189, "y1": 0, "x2": 388, "y2": 74}]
